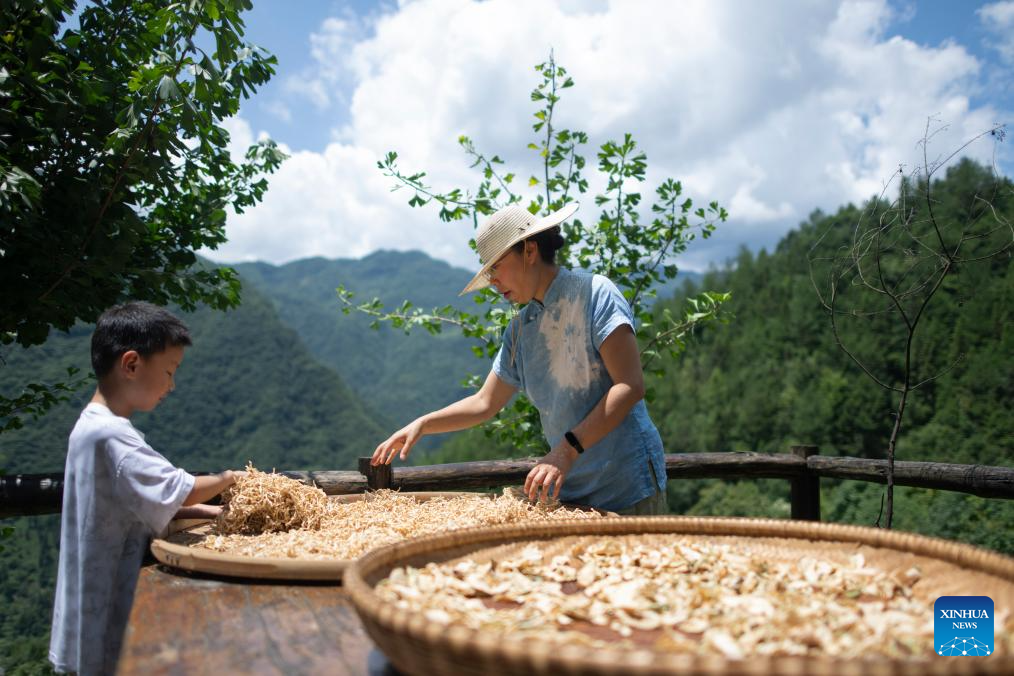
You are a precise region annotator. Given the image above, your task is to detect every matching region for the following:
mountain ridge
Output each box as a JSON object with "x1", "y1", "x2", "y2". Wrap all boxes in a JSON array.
[
  {"x1": 233, "y1": 249, "x2": 705, "y2": 436},
  {"x1": 0, "y1": 274, "x2": 385, "y2": 474}
]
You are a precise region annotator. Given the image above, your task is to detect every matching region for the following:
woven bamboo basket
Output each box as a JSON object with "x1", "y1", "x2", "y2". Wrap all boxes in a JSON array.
[
  {"x1": 344, "y1": 516, "x2": 1014, "y2": 675},
  {"x1": 151, "y1": 491, "x2": 610, "y2": 581},
  {"x1": 151, "y1": 491, "x2": 479, "y2": 581}
]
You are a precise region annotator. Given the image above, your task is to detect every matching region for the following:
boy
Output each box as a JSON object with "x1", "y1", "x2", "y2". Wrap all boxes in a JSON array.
[{"x1": 49, "y1": 301, "x2": 243, "y2": 675}]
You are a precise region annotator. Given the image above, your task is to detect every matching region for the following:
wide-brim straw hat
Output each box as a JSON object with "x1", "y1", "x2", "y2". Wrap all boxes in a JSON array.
[{"x1": 459, "y1": 202, "x2": 579, "y2": 295}]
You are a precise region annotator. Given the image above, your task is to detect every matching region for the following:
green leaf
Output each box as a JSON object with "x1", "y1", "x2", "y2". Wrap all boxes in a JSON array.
[{"x1": 353, "y1": 50, "x2": 738, "y2": 456}]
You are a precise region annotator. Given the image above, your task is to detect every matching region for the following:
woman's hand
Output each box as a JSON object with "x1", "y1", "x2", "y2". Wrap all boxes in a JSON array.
[
  {"x1": 370, "y1": 372, "x2": 516, "y2": 467},
  {"x1": 524, "y1": 443, "x2": 579, "y2": 502},
  {"x1": 372, "y1": 418, "x2": 425, "y2": 466}
]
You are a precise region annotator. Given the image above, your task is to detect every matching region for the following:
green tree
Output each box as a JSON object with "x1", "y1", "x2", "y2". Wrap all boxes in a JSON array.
[
  {"x1": 339, "y1": 52, "x2": 730, "y2": 452},
  {"x1": 1, "y1": 0, "x2": 285, "y2": 432}
]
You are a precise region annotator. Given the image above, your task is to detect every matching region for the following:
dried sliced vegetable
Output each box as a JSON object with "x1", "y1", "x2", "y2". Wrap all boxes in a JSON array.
[
  {"x1": 376, "y1": 535, "x2": 1013, "y2": 659},
  {"x1": 216, "y1": 465, "x2": 329, "y2": 534},
  {"x1": 191, "y1": 468, "x2": 600, "y2": 560}
]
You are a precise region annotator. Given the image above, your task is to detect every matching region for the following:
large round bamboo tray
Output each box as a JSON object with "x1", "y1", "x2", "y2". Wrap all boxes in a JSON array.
[
  {"x1": 151, "y1": 491, "x2": 478, "y2": 581},
  {"x1": 344, "y1": 517, "x2": 1014, "y2": 675}
]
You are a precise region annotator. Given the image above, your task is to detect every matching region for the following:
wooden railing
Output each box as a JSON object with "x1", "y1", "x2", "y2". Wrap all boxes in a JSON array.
[{"x1": 2, "y1": 446, "x2": 1012, "y2": 520}]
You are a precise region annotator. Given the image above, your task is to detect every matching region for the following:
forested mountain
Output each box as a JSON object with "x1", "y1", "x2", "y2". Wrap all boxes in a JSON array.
[
  {"x1": 0, "y1": 274, "x2": 390, "y2": 673},
  {"x1": 427, "y1": 160, "x2": 1012, "y2": 553},
  {"x1": 648, "y1": 158, "x2": 1012, "y2": 551},
  {"x1": 233, "y1": 250, "x2": 704, "y2": 446},
  {"x1": 234, "y1": 251, "x2": 480, "y2": 435},
  {"x1": 0, "y1": 275, "x2": 385, "y2": 474},
  {"x1": 1, "y1": 163, "x2": 1009, "y2": 673},
  {"x1": 655, "y1": 160, "x2": 1011, "y2": 460}
]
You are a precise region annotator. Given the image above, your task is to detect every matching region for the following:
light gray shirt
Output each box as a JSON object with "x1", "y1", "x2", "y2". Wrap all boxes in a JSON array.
[{"x1": 50, "y1": 403, "x2": 194, "y2": 675}]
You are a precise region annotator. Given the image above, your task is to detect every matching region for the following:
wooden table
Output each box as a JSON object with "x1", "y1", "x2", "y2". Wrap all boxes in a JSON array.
[{"x1": 118, "y1": 564, "x2": 400, "y2": 675}]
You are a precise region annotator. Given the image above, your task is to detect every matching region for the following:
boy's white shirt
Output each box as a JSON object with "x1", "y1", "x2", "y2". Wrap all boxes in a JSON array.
[{"x1": 49, "y1": 402, "x2": 194, "y2": 675}]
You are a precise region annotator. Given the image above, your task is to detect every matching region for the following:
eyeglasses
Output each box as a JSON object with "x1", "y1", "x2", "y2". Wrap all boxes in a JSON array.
[{"x1": 482, "y1": 251, "x2": 511, "y2": 283}]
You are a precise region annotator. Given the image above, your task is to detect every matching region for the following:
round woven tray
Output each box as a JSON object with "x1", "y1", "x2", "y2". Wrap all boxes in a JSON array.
[
  {"x1": 344, "y1": 517, "x2": 1014, "y2": 675},
  {"x1": 151, "y1": 491, "x2": 479, "y2": 581}
]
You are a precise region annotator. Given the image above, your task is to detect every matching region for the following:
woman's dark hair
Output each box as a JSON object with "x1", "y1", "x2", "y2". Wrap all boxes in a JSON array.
[
  {"x1": 91, "y1": 301, "x2": 192, "y2": 378},
  {"x1": 512, "y1": 226, "x2": 565, "y2": 264}
]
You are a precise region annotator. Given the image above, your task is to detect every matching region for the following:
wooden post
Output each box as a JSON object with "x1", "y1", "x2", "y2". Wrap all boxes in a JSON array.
[
  {"x1": 358, "y1": 457, "x2": 392, "y2": 491},
  {"x1": 790, "y1": 445, "x2": 821, "y2": 521}
]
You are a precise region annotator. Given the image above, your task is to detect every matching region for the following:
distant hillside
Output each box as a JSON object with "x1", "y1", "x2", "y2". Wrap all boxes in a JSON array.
[
  {"x1": 235, "y1": 251, "x2": 483, "y2": 439},
  {"x1": 0, "y1": 250, "x2": 700, "y2": 471},
  {"x1": 0, "y1": 251, "x2": 704, "y2": 673},
  {"x1": 0, "y1": 277, "x2": 385, "y2": 474},
  {"x1": 235, "y1": 251, "x2": 705, "y2": 437},
  {"x1": 0, "y1": 272, "x2": 392, "y2": 674},
  {"x1": 649, "y1": 159, "x2": 1013, "y2": 552},
  {"x1": 654, "y1": 269, "x2": 704, "y2": 302},
  {"x1": 653, "y1": 162, "x2": 1013, "y2": 468}
]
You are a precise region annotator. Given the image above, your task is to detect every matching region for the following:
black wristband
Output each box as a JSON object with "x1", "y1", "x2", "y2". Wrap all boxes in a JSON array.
[{"x1": 564, "y1": 430, "x2": 584, "y2": 454}]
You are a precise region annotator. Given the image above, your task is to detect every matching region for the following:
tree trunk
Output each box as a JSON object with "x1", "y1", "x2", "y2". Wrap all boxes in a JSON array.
[{"x1": 884, "y1": 388, "x2": 910, "y2": 528}]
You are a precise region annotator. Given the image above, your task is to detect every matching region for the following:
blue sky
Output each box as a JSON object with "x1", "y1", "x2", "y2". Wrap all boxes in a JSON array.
[
  {"x1": 896, "y1": 1, "x2": 1012, "y2": 116},
  {"x1": 203, "y1": 0, "x2": 1014, "y2": 271},
  {"x1": 237, "y1": 1, "x2": 383, "y2": 151}
]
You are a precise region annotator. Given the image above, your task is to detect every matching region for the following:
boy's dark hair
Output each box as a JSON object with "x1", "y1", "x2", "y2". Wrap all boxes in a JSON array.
[
  {"x1": 512, "y1": 226, "x2": 566, "y2": 264},
  {"x1": 91, "y1": 302, "x2": 192, "y2": 378}
]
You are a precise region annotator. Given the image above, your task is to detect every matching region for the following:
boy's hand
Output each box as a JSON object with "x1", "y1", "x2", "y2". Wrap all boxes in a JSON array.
[
  {"x1": 175, "y1": 503, "x2": 222, "y2": 520},
  {"x1": 184, "y1": 470, "x2": 247, "y2": 506}
]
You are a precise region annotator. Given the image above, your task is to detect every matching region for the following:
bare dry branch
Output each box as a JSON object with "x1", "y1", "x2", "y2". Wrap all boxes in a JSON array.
[
  {"x1": 911, "y1": 353, "x2": 966, "y2": 391},
  {"x1": 808, "y1": 120, "x2": 1009, "y2": 530}
]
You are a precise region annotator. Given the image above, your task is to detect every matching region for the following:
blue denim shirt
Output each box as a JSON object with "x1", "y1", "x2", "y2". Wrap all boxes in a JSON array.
[{"x1": 492, "y1": 268, "x2": 666, "y2": 511}]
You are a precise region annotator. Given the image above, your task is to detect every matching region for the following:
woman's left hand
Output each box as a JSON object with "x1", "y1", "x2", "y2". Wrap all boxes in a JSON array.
[{"x1": 524, "y1": 444, "x2": 579, "y2": 502}]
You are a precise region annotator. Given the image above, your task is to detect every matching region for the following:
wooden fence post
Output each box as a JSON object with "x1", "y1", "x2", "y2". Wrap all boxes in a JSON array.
[
  {"x1": 790, "y1": 445, "x2": 821, "y2": 521},
  {"x1": 358, "y1": 457, "x2": 392, "y2": 491}
]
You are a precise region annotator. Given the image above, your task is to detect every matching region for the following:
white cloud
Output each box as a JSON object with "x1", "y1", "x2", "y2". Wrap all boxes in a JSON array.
[
  {"x1": 204, "y1": 0, "x2": 1009, "y2": 273},
  {"x1": 283, "y1": 77, "x2": 332, "y2": 110},
  {"x1": 262, "y1": 100, "x2": 292, "y2": 123},
  {"x1": 281, "y1": 15, "x2": 363, "y2": 110},
  {"x1": 978, "y1": 1, "x2": 1014, "y2": 63}
]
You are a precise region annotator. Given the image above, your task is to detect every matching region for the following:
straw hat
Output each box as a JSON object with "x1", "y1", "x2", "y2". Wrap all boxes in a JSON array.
[{"x1": 459, "y1": 202, "x2": 579, "y2": 295}]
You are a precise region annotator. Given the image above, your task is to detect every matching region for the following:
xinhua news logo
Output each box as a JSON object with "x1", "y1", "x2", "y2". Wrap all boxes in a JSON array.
[{"x1": 934, "y1": 596, "x2": 993, "y2": 656}]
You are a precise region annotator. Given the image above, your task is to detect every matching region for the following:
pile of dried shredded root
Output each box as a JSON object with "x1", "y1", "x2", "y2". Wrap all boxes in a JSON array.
[
  {"x1": 216, "y1": 465, "x2": 329, "y2": 535},
  {"x1": 194, "y1": 477, "x2": 601, "y2": 560},
  {"x1": 377, "y1": 537, "x2": 1013, "y2": 660}
]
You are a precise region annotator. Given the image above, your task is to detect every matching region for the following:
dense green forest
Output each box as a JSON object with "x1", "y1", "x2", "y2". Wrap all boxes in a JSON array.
[
  {"x1": 1, "y1": 162, "x2": 1010, "y2": 673},
  {"x1": 234, "y1": 252, "x2": 479, "y2": 440},
  {"x1": 0, "y1": 515, "x2": 59, "y2": 674},
  {"x1": 234, "y1": 252, "x2": 703, "y2": 443},
  {"x1": 0, "y1": 274, "x2": 385, "y2": 475},
  {"x1": 647, "y1": 160, "x2": 1012, "y2": 552},
  {"x1": 426, "y1": 159, "x2": 1013, "y2": 553},
  {"x1": 0, "y1": 275, "x2": 389, "y2": 673}
]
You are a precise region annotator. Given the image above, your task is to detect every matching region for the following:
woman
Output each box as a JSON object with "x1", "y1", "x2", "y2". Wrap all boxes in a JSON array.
[{"x1": 371, "y1": 203, "x2": 667, "y2": 514}]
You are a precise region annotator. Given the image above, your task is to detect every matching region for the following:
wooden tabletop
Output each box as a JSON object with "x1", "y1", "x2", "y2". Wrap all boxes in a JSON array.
[{"x1": 118, "y1": 564, "x2": 401, "y2": 675}]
